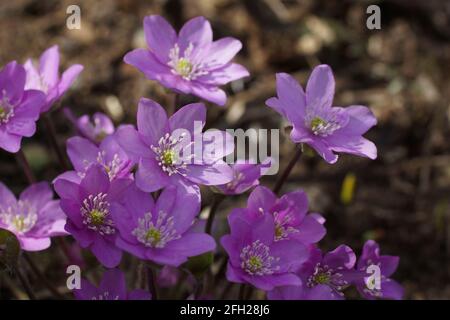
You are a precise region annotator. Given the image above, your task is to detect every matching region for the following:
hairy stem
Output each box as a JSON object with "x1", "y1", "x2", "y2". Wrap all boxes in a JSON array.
[
  {"x1": 147, "y1": 264, "x2": 158, "y2": 300},
  {"x1": 272, "y1": 144, "x2": 302, "y2": 194},
  {"x1": 23, "y1": 253, "x2": 64, "y2": 299},
  {"x1": 205, "y1": 194, "x2": 225, "y2": 235},
  {"x1": 15, "y1": 262, "x2": 36, "y2": 300},
  {"x1": 238, "y1": 284, "x2": 246, "y2": 300},
  {"x1": 16, "y1": 149, "x2": 36, "y2": 184},
  {"x1": 168, "y1": 93, "x2": 180, "y2": 116},
  {"x1": 43, "y1": 114, "x2": 69, "y2": 171}
]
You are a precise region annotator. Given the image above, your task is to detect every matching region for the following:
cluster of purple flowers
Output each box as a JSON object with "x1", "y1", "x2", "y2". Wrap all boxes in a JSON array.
[{"x1": 0, "y1": 14, "x2": 402, "y2": 300}]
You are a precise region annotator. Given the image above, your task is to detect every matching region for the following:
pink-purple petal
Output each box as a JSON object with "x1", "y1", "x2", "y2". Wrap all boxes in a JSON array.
[
  {"x1": 39, "y1": 45, "x2": 60, "y2": 88},
  {"x1": 143, "y1": 15, "x2": 177, "y2": 64},
  {"x1": 137, "y1": 98, "x2": 170, "y2": 147},
  {"x1": 305, "y1": 64, "x2": 335, "y2": 109}
]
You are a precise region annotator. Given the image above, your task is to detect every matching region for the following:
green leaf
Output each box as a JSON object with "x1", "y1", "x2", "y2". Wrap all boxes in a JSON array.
[
  {"x1": 0, "y1": 229, "x2": 20, "y2": 272},
  {"x1": 23, "y1": 144, "x2": 51, "y2": 172},
  {"x1": 183, "y1": 252, "x2": 214, "y2": 278}
]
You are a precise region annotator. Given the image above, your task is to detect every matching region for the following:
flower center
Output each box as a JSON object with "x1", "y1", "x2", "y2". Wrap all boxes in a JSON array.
[
  {"x1": 151, "y1": 133, "x2": 192, "y2": 177},
  {"x1": 80, "y1": 193, "x2": 115, "y2": 235},
  {"x1": 307, "y1": 263, "x2": 349, "y2": 296},
  {"x1": 132, "y1": 210, "x2": 180, "y2": 248},
  {"x1": 0, "y1": 200, "x2": 38, "y2": 234},
  {"x1": 240, "y1": 240, "x2": 280, "y2": 276},
  {"x1": 273, "y1": 211, "x2": 299, "y2": 241},
  {"x1": 304, "y1": 100, "x2": 348, "y2": 137},
  {"x1": 168, "y1": 43, "x2": 208, "y2": 80},
  {"x1": 161, "y1": 149, "x2": 176, "y2": 166},
  {"x1": 308, "y1": 116, "x2": 340, "y2": 136},
  {"x1": 89, "y1": 209, "x2": 105, "y2": 225},
  {"x1": 0, "y1": 92, "x2": 14, "y2": 125},
  {"x1": 175, "y1": 58, "x2": 193, "y2": 79},
  {"x1": 310, "y1": 117, "x2": 326, "y2": 132},
  {"x1": 314, "y1": 272, "x2": 330, "y2": 284},
  {"x1": 96, "y1": 152, "x2": 130, "y2": 181}
]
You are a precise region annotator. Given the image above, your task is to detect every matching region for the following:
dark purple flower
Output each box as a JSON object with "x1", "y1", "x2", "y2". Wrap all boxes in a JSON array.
[
  {"x1": 221, "y1": 213, "x2": 308, "y2": 291},
  {"x1": 115, "y1": 98, "x2": 234, "y2": 194},
  {"x1": 54, "y1": 136, "x2": 133, "y2": 184},
  {"x1": 74, "y1": 268, "x2": 151, "y2": 300},
  {"x1": 355, "y1": 240, "x2": 403, "y2": 300},
  {"x1": 0, "y1": 182, "x2": 67, "y2": 251},
  {"x1": 24, "y1": 45, "x2": 83, "y2": 112},
  {"x1": 214, "y1": 159, "x2": 272, "y2": 195},
  {"x1": 124, "y1": 15, "x2": 249, "y2": 106},
  {"x1": 268, "y1": 245, "x2": 357, "y2": 300},
  {"x1": 54, "y1": 165, "x2": 132, "y2": 268},
  {"x1": 0, "y1": 61, "x2": 45, "y2": 153},
  {"x1": 64, "y1": 108, "x2": 115, "y2": 144},
  {"x1": 232, "y1": 186, "x2": 326, "y2": 245},
  {"x1": 113, "y1": 183, "x2": 216, "y2": 266},
  {"x1": 266, "y1": 65, "x2": 377, "y2": 163}
]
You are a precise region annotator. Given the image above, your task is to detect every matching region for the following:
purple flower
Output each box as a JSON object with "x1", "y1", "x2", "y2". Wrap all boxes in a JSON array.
[
  {"x1": 124, "y1": 15, "x2": 249, "y2": 106},
  {"x1": 115, "y1": 98, "x2": 234, "y2": 194},
  {"x1": 0, "y1": 61, "x2": 45, "y2": 153},
  {"x1": 74, "y1": 268, "x2": 151, "y2": 300},
  {"x1": 24, "y1": 45, "x2": 83, "y2": 112},
  {"x1": 54, "y1": 165, "x2": 132, "y2": 268},
  {"x1": 266, "y1": 65, "x2": 377, "y2": 163},
  {"x1": 113, "y1": 183, "x2": 216, "y2": 266},
  {"x1": 0, "y1": 182, "x2": 67, "y2": 251},
  {"x1": 55, "y1": 136, "x2": 133, "y2": 184},
  {"x1": 214, "y1": 159, "x2": 272, "y2": 195},
  {"x1": 221, "y1": 213, "x2": 308, "y2": 291},
  {"x1": 232, "y1": 186, "x2": 326, "y2": 245},
  {"x1": 355, "y1": 240, "x2": 403, "y2": 300},
  {"x1": 268, "y1": 245, "x2": 357, "y2": 300},
  {"x1": 64, "y1": 108, "x2": 115, "y2": 144}
]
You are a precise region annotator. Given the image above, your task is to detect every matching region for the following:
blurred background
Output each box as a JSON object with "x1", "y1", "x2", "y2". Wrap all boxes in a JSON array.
[{"x1": 0, "y1": 0, "x2": 449, "y2": 299}]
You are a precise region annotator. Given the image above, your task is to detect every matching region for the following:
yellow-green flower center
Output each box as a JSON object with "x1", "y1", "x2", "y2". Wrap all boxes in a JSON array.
[
  {"x1": 0, "y1": 106, "x2": 5, "y2": 118},
  {"x1": 310, "y1": 117, "x2": 327, "y2": 131},
  {"x1": 0, "y1": 104, "x2": 13, "y2": 124},
  {"x1": 0, "y1": 200, "x2": 38, "y2": 234},
  {"x1": 248, "y1": 256, "x2": 263, "y2": 271},
  {"x1": 275, "y1": 224, "x2": 284, "y2": 239},
  {"x1": 145, "y1": 228, "x2": 162, "y2": 245},
  {"x1": 314, "y1": 272, "x2": 330, "y2": 284},
  {"x1": 89, "y1": 209, "x2": 105, "y2": 226},
  {"x1": 175, "y1": 58, "x2": 193, "y2": 79},
  {"x1": 12, "y1": 216, "x2": 27, "y2": 232},
  {"x1": 161, "y1": 149, "x2": 176, "y2": 166}
]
